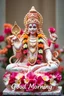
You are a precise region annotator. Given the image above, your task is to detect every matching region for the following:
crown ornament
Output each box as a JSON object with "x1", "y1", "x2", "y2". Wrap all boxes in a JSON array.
[{"x1": 24, "y1": 6, "x2": 43, "y2": 28}]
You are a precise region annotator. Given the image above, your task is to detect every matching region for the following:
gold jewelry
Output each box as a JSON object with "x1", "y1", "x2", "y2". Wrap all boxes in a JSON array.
[
  {"x1": 29, "y1": 47, "x2": 37, "y2": 54},
  {"x1": 29, "y1": 41, "x2": 36, "y2": 47},
  {"x1": 12, "y1": 21, "x2": 21, "y2": 36},
  {"x1": 28, "y1": 37, "x2": 38, "y2": 65},
  {"x1": 28, "y1": 57, "x2": 37, "y2": 66},
  {"x1": 28, "y1": 37, "x2": 37, "y2": 53},
  {"x1": 24, "y1": 6, "x2": 43, "y2": 28}
]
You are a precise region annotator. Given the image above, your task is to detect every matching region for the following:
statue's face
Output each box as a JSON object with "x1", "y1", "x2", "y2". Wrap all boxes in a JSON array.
[{"x1": 28, "y1": 23, "x2": 37, "y2": 35}]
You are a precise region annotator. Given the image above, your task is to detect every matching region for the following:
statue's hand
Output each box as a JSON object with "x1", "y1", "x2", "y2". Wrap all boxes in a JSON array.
[
  {"x1": 10, "y1": 35, "x2": 22, "y2": 49},
  {"x1": 47, "y1": 60, "x2": 56, "y2": 66},
  {"x1": 11, "y1": 35, "x2": 19, "y2": 43},
  {"x1": 49, "y1": 32, "x2": 58, "y2": 42}
]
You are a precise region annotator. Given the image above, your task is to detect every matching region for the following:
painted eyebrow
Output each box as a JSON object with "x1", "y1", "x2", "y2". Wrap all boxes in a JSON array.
[
  {"x1": 29, "y1": 24, "x2": 32, "y2": 26},
  {"x1": 33, "y1": 24, "x2": 36, "y2": 26}
]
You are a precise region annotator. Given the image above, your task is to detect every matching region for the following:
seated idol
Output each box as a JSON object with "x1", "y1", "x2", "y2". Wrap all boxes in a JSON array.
[{"x1": 6, "y1": 6, "x2": 60, "y2": 73}]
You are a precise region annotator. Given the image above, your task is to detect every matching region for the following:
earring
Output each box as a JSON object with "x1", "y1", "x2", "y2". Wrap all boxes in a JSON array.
[
  {"x1": 24, "y1": 28, "x2": 29, "y2": 34},
  {"x1": 37, "y1": 28, "x2": 42, "y2": 34}
]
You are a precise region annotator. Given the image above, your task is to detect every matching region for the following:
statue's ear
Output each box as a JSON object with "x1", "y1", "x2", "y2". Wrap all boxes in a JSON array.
[{"x1": 24, "y1": 28, "x2": 29, "y2": 35}]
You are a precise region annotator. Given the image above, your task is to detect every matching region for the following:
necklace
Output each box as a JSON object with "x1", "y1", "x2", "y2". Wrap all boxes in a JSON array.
[
  {"x1": 28, "y1": 37, "x2": 38, "y2": 65},
  {"x1": 28, "y1": 37, "x2": 37, "y2": 53}
]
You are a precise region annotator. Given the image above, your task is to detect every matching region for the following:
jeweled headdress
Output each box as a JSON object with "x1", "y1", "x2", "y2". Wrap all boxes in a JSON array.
[{"x1": 24, "y1": 6, "x2": 43, "y2": 28}]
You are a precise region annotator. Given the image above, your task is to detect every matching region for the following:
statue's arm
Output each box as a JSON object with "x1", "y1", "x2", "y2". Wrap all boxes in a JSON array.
[
  {"x1": 9, "y1": 35, "x2": 23, "y2": 63},
  {"x1": 43, "y1": 40, "x2": 58, "y2": 64},
  {"x1": 45, "y1": 48, "x2": 53, "y2": 63},
  {"x1": 44, "y1": 41, "x2": 60, "y2": 66},
  {"x1": 44, "y1": 41, "x2": 52, "y2": 63}
]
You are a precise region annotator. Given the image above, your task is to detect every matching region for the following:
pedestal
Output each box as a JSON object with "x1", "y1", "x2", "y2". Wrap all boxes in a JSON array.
[{"x1": 3, "y1": 86, "x2": 62, "y2": 96}]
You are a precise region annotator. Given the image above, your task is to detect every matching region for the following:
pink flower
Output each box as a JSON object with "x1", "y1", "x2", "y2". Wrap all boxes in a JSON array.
[
  {"x1": 26, "y1": 79, "x2": 37, "y2": 92},
  {"x1": 44, "y1": 72, "x2": 52, "y2": 78},
  {"x1": 27, "y1": 63, "x2": 31, "y2": 66},
  {"x1": 0, "y1": 35, "x2": 4, "y2": 42},
  {"x1": 55, "y1": 72, "x2": 62, "y2": 82},
  {"x1": 54, "y1": 43, "x2": 59, "y2": 49},
  {"x1": 36, "y1": 59, "x2": 41, "y2": 64},
  {"x1": 45, "y1": 72, "x2": 50, "y2": 76},
  {"x1": 4, "y1": 23, "x2": 12, "y2": 35},
  {"x1": 20, "y1": 29, "x2": 24, "y2": 35},
  {"x1": 4, "y1": 28, "x2": 11, "y2": 34},
  {"x1": 20, "y1": 76, "x2": 25, "y2": 86},
  {"x1": 9, "y1": 77, "x2": 15, "y2": 84},
  {"x1": 48, "y1": 27, "x2": 56, "y2": 33},
  {"x1": 10, "y1": 72, "x2": 17, "y2": 78},
  {"x1": 23, "y1": 49, "x2": 28, "y2": 54},
  {"x1": 25, "y1": 72, "x2": 37, "y2": 91},
  {"x1": 9, "y1": 72, "x2": 17, "y2": 84},
  {"x1": 37, "y1": 76, "x2": 44, "y2": 86},
  {"x1": 37, "y1": 54, "x2": 43, "y2": 59},
  {"x1": 27, "y1": 72, "x2": 37, "y2": 80}
]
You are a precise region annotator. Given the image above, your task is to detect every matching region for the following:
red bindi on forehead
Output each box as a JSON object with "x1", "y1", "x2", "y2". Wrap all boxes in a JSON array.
[{"x1": 32, "y1": 24, "x2": 37, "y2": 26}]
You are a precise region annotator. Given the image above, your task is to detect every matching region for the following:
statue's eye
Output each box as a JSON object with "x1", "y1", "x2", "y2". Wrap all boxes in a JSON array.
[
  {"x1": 29, "y1": 26, "x2": 32, "y2": 28},
  {"x1": 33, "y1": 26, "x2": 36, "y2": 28}
]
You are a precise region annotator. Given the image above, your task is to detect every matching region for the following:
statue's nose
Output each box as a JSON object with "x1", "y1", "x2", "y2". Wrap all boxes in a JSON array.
[{"x1": 31, "y1": 27, "x2": 34, "y2": 31}]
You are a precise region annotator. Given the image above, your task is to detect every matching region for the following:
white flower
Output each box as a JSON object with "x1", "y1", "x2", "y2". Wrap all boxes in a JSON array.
[
  {"x1": 15, "y1": 73, "x2": 23, "y2": 80},
  {"x1": 24, "y1": 78, "x2": 29, "y2": 84},
  {"x1": 42, "y1": 75, "x2": 49, "y2": 81},
  {"x1": 50, "y1": 80, "x2": 57, "y2": 86}
]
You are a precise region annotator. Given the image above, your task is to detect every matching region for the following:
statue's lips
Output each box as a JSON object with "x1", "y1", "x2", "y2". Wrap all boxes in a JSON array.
[{"x1": 30, "y1": 31, "x2": 36, "y2": 34}]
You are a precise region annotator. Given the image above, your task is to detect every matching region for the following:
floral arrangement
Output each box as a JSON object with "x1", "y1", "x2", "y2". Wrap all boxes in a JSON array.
[
  {"x1": 0, "y1": 24, "x2": 13, "y2": 68},
  {"x1": 3, "y1": 71, "x2": 62, "y2": 92}
]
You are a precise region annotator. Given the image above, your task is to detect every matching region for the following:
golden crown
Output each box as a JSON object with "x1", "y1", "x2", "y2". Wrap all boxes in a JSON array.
[{"x1": 24, "y1": 6, "x2": 43, "y2": 28}]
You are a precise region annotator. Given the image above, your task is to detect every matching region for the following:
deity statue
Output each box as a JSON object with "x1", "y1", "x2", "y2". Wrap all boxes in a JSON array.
[
  {"x1": 6, "y1": 6, "x2": 59, "y2": 73},
  {"x1": 2, "y1": 6, "x2": 62, "y2": 92}
]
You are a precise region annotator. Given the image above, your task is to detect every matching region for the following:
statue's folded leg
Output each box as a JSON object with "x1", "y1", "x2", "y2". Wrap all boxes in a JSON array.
[
  {"x1": 30, "y1": 62, "x2": 59, "y2": 73},
  {"x1": 6, "y1": 63, "x2": 28, "y2": 72}
]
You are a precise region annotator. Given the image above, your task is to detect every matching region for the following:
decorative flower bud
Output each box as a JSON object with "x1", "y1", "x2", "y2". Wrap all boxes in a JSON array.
[
  {"x1": 48, "y1": 27, "x2": 56, "y2": 33},
  {"x1": 0, "y1": 35, "x2": 4, "y2": 42}
]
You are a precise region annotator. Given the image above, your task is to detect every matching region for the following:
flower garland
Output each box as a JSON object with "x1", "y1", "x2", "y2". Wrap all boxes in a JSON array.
[
  {"x1": 22, "y1": 33, "x2": 46, "y2": 64},
  {"x1": 22, "y1": 34, "x2": 28, "y2": 55},
  {"x1": 36, "y1": 34, "x2": 45, "y2": 64}
]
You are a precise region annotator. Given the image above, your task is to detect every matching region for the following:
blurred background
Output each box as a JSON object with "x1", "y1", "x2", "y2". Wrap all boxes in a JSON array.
[{"x1": 0, "y1": 0, "x2": 64, "y2": 92}]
